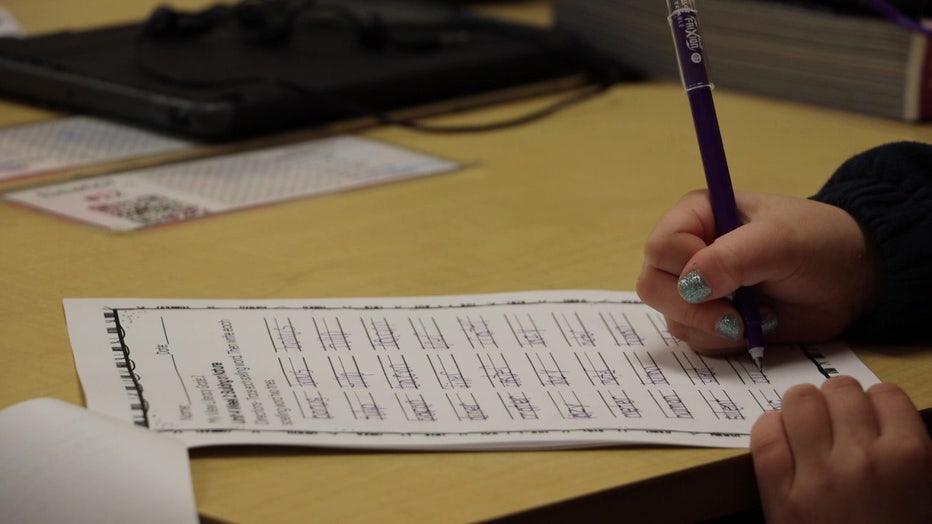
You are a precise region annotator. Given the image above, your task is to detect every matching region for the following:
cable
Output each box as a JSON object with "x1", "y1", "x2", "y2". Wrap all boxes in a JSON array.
[{"x1": 374, "y1": 82, "x2": 612, "y2": 133}]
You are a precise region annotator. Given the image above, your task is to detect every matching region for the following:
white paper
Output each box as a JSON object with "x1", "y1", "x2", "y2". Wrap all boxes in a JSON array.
[
  {"x1": 0, "y1": 116, "x2": 194, "y2": 181},
  {"x1": 0, "y1": 398, "x2": 198, "y2": 524},
  {"x1": 62, "y1": 291, "x2": 880, "y2": 449},
  {"x1": 6, "y1": 135, "x2": 460, "y2": 230},
  {"x1": 0, "y1": 7, "x2": 23, "y2": 37}
]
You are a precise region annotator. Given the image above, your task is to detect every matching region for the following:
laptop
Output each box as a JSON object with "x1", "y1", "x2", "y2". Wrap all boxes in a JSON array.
[{"x1": 0, "y1": 0, "x2": 631, "y2": 140}]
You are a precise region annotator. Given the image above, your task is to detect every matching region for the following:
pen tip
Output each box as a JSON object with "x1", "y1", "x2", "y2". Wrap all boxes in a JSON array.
[
  {"x1": 753, "y1": 356, "x2": 763, "y2": 372},
  {"x1": 748, "y1": 346, "x2": 765, "y2": 372}
]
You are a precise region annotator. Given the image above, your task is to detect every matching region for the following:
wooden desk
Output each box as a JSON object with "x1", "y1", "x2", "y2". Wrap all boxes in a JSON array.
[{"x1": 2, "y1": 1, "x2": 931, "y2": 522}]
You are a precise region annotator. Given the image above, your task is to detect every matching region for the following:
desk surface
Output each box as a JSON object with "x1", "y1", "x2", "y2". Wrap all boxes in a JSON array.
[{"x1": 2, "y1": 1, "x2": 931, "y2": 523}]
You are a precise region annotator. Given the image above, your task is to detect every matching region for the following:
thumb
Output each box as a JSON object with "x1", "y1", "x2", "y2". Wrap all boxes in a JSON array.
[{"x1": 677, "y1": 221, "x2": 792, "y2": 303}]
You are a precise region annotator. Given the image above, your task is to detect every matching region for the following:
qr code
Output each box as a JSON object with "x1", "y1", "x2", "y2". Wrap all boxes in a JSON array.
[{"x1": 90, "y1": 194, "x2": 209, "y2": 226}]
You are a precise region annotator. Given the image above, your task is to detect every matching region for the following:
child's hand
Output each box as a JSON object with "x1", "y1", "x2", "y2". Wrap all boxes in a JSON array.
[
  {"x1": 636, "y1": 190, "x2": 877, "y2": 354},
  {"x1": 751, "y1": 376, "x2": 932, "y2": 523}
]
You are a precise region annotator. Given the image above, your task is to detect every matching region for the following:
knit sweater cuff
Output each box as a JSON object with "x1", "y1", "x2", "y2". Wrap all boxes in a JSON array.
[{"x1": 811, "y1": 142, "x2": 932, "y2": 344}]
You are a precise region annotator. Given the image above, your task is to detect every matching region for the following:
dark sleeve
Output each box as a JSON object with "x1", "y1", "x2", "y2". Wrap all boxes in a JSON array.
[{"x1": 811, "y1": 141, "x2": 932, "y2": 344}]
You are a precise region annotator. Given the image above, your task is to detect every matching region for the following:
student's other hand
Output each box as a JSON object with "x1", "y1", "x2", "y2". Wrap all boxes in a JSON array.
[
  {"x1": 750, "y1": 376, "x2": 932, "y2": 523},
  {"x1": 636, "y1": 190, "x2": 877, "y2": 354}
]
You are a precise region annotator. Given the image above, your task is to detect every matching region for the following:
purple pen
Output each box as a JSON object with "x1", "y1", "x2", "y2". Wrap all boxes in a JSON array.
[{"x1": 666, "y1": 0, "x2": 765, "y2": 370}]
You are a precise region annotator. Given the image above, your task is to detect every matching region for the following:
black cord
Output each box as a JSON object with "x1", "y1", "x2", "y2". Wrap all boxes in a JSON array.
[{"x1": 375, "y1": 82, "x2": 612, "y2": 133}]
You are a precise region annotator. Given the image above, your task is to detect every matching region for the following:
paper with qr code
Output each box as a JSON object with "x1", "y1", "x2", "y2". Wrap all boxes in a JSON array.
[
  {"x1": 4, "y1": 135, "x2": 460, "y2": 231},
  {"x1": 0, "y1": 7, "x2": 24, "y2": 38},
  {"x1": 0, "y1": 116, "x2": 194, "y2": 181}
]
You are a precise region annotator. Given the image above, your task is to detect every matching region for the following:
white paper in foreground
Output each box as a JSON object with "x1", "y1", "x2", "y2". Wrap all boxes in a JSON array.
[
  {"x1": 63, "y1": 291, "x2": 879, "y2": 449},
  {"x1": 6, "y1": 135, "x2": 459, "y2": 230},
  {"x1": 0, "y1": 398, "x2": 198, "y2": 524}
]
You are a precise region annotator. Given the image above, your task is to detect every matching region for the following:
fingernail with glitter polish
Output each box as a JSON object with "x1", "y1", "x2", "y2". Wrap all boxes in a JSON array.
[
  {"x1": 761, "y1": 311, "x2": 779, "y2": 334},
  {"x1": 716, "y1": 314, "x2": 741, "y2": 341},
  {"x1": 678, "y1": 270, "x2": 712, "y2": 303}
]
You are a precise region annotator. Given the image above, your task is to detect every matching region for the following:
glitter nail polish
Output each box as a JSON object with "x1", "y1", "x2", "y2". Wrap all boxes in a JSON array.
[
  {"x1": 762, "y1": 312, "x2": 778, "y2": 334},
  {"x1": 678, "y1": 270, "x2": 712, "y2": 303},
  {"x1": 716, "y1": 314, "x2": 741, "y2": 341}
]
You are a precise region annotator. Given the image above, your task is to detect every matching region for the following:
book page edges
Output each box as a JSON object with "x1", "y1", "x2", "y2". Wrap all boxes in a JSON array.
[{"x1": 903, "y1": 21, "x2": 932, "y2": 121}]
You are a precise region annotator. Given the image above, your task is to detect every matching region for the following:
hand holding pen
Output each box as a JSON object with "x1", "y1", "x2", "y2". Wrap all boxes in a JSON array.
[
  {"x1": 636, "y1": 1, "x2": 879, "y2": 362},
  {"x1": 664, "y1": 0, "x2": 765, "y2": 368}
]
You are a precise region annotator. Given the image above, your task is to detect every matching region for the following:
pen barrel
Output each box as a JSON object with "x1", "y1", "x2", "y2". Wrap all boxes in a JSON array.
[
  {"x1": 667, "y1": 0, "x2": 741, "y2": 235},
  {"x1": 734, "y1": 287, "x2": 764, "y2": 349},
  {"x1": 668, "y1": 0, "x2": 764, "y2": 355},
  {"x1": 667, "y1": 0, "x2": 711, "y2": 92},
  {"x1": 687, "y1": 88, "x2": 742, "y2": 236}
]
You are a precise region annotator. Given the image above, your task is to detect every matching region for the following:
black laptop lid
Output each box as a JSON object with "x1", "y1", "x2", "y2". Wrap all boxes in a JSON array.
[{"x1": 0, "y1": 0, "x2": 609, "y2": 140}]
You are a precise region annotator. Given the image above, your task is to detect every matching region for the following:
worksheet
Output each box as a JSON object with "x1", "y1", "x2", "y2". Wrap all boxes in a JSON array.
[{"x1": 63, "y1": 291, "x2": 879, "y2": 449}]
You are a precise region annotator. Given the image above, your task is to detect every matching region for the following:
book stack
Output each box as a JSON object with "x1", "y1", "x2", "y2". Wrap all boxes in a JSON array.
[{"x1": 553, "y1": 0, "x2": 932, "y2": 121}]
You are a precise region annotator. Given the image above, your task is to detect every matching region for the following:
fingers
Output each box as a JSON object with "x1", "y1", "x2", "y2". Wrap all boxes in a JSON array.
[
  {"x1": 641, "y1": 190, "x2": 716, "y2": 276},
  {"x1": 751, "y1": 378, "x2": 932, "y2": 523},
  {"x1": 867, "y1": 383, "x2": 926, "y2": 439},
  {"x1": 821, "y1": 376, "x2": 879, "y2": 447},
  {"x1": 772, "y1": 377, "x2": 918, "y2": 471},
  {"x1": 638, "y1": 190, "x2": 782, "y2": 351},
  {"x1": 664, "y1": 317, "x2": 745, "y2": 353},
  {"x1": 644, "y1": 191, "x2": 789, "y2": 303},
  {"x1": 680, "y1": 220, "x2": 799, "y2": 302},
  {"x1": 637, "y1": 265, "x2": 747, "y2": 354},
  {"x1": 779, "y1": 383, "x2": 833, "y2": 465},
  {"x1": 750, "y1": 377, "x2": 868, "y2": 505},
  {"x1": 750, "y1": 411, "x2": 794, "y2": 505},
  {"x1": 644, "y1": 231, "x2": 709, "y2": 277},
  {"x1": 866, "y1": 383, "x2": 932, "y2": 497}
]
